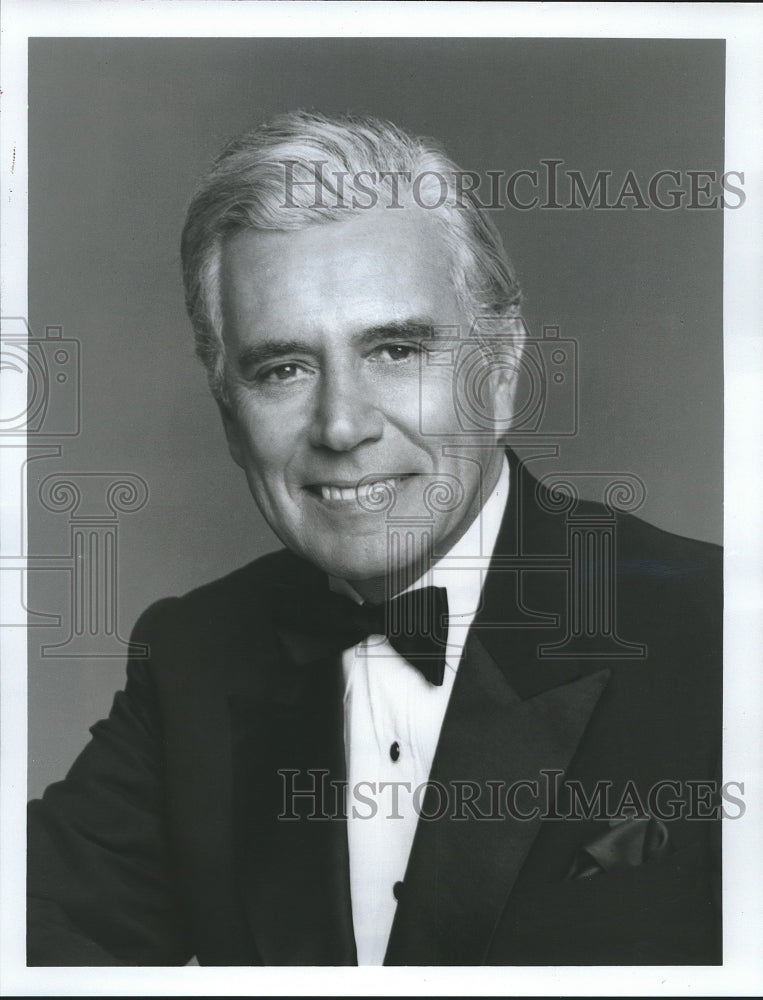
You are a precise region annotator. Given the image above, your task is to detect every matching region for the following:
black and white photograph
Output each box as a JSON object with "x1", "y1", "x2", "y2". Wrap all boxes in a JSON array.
[{"x1": 1, "y1": 1, "x2": 761, "y2": 995}]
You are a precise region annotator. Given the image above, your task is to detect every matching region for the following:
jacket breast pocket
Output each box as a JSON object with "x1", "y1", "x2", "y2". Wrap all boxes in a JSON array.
[{"x1": 489, "y1": 842, "x2": 721, "y2": 965}]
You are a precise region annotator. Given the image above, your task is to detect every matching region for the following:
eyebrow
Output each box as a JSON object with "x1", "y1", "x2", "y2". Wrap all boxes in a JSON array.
[
  {"x1": 235, "y1": 340, "x2": 314, "y2": 370},
  {"x1": 233, "y1": 319, "x2": 440, "y2": 370}
]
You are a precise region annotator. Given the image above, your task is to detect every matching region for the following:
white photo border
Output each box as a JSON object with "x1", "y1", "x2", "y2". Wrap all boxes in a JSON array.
[{"x1": 1, "y1": 1, "x2": 761, "y2": 995}]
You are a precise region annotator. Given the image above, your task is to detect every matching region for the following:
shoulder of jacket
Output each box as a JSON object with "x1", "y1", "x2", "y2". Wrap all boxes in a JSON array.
[
  {"x1": 132, "y1": 546, "x2": 313, "y2": 635},
  {"x1": 611, "y1": 510, "x2": 722, "y2": 584}
]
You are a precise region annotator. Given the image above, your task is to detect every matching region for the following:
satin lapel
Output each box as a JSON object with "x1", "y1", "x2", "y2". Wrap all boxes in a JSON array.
[
  {"x1": 385, "y1": 450, "x2": 611, "y2": 964},
  {"x1": 229, "y1": 643, "x2": 356, "y2": 966},
  {"x1": 385, "y1": 634, "x2": 610, "y2": 965}
]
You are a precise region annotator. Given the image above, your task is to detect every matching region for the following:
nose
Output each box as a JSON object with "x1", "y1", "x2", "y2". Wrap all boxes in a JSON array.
[{"x1": 308, "y1": 362, "x2": 384, "y2": 452}]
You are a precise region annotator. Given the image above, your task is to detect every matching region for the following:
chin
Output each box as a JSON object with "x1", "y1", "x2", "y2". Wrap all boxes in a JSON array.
[
  {"x1": 321, "y1": 555, "x2": 390, "y2": 585},
  {"x1": 299, "y1": 538, "x2": 391, "y2": 584}
]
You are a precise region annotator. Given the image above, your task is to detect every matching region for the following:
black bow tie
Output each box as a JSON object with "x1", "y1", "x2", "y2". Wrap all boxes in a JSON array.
[{"x1": 274, "y1": 584, "x2": 450, "y2": 685}]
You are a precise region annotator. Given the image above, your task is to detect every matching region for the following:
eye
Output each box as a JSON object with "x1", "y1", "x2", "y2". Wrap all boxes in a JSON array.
[
  {"x1": 257, "y1": 362, "x2": 308, "y2": 384},
  {"x1": 374, "y1": 343, "x2": 419, "y2": 362}
]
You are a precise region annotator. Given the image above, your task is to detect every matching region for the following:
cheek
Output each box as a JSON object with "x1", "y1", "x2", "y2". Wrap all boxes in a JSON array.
[
  {"x1": 412, "y1": 367, "x2": 462, "y2": 435},
  {"x1": 234, "y1": 400, "x2": 295, "y2": 467},
  {"x1": 419, "y1": 361, "x2": 456, "y2": 394}
]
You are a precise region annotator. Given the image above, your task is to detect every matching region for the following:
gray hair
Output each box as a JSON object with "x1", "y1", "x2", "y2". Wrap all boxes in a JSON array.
[{"x1": 180, "y1": 109, "x2": 522, "y2": 401}]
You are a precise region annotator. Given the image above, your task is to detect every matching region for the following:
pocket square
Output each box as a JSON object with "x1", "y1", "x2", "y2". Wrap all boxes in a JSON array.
[{"x1": 566, "y1": 816, "x2": 670, "y2": 880}]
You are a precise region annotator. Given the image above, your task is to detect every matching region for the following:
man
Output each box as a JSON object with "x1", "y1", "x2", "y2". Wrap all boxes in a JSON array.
[{"x1": 27, "y1": 111, "x2": 722, "y2": 966}]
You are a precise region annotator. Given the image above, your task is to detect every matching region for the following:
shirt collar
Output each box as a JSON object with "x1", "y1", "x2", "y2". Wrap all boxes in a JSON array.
[{"x1": 421, "y1": 455, "x2": 509, "y2": 618}]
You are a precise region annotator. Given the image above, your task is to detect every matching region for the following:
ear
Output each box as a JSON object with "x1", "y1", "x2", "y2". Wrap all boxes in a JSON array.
[
  {"x1": 489, "y1": 315, "x2": 527, "y2": 433},
  {"x1": 216, "y1": 397, "x2": 245, "y2": 469}
]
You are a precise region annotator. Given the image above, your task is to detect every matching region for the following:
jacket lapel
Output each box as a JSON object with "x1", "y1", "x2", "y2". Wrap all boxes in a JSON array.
[
  {"x1": 384, "y1": 632, "x2": 609, "y2": 965},
  {"x1": 385, "y1": 448, "x2": 612, "y2": 964},
  {"x1": 229, "y1": 612, "x2": 357, "y2": 965}
]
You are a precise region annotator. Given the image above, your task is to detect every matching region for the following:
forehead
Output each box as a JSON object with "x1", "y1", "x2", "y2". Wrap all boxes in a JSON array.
[{"x1": 219, "y1": 207, "x2": 464, "y2": 340}]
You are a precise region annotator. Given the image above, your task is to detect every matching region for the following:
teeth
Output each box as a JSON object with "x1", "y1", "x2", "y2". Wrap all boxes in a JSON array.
[
  {"x1": 318, "y1": 478, "x2": 401, "y2": 502},
  {"x1": 320, "y1": 485, "x2": 357, "y2": 501},
  {"x1": 356, "y1": 479, "x2": 395, "y2": 502}
]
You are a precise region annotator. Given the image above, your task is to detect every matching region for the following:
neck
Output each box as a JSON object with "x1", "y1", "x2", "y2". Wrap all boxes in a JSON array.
[{"x1": 351, "y1": 563, "x2": 424, "y2": 605}]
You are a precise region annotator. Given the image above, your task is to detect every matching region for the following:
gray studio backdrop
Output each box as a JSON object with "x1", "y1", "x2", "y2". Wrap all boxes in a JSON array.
[{"x1": 27, "y1": 38, "x2": 724, "y2": 797}]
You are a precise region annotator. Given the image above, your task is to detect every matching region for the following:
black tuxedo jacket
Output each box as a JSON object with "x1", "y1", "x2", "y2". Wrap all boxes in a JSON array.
[{"x1": 28, "y1": 450, "x2": 722, "y2": 965}]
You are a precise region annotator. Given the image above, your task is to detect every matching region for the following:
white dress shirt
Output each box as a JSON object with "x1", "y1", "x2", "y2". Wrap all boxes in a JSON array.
[{"x1": 337, "y1": 456, "x2": 510, "y2": 965}]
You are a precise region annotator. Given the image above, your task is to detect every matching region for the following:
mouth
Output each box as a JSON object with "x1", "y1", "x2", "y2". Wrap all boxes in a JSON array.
[{"x1": 305, "y1": 474, "x2": 414, "y2": 503}]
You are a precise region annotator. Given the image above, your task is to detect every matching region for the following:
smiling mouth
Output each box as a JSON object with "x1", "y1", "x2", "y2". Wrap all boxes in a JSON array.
[{"x1": 306, "y1": 475, "x2": 413, "y2": 503}]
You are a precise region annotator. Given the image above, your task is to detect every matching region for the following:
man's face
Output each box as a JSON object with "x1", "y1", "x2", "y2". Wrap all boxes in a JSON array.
[{"x1": 219, "y1": 207, "x2": 516, "y2": 599}]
